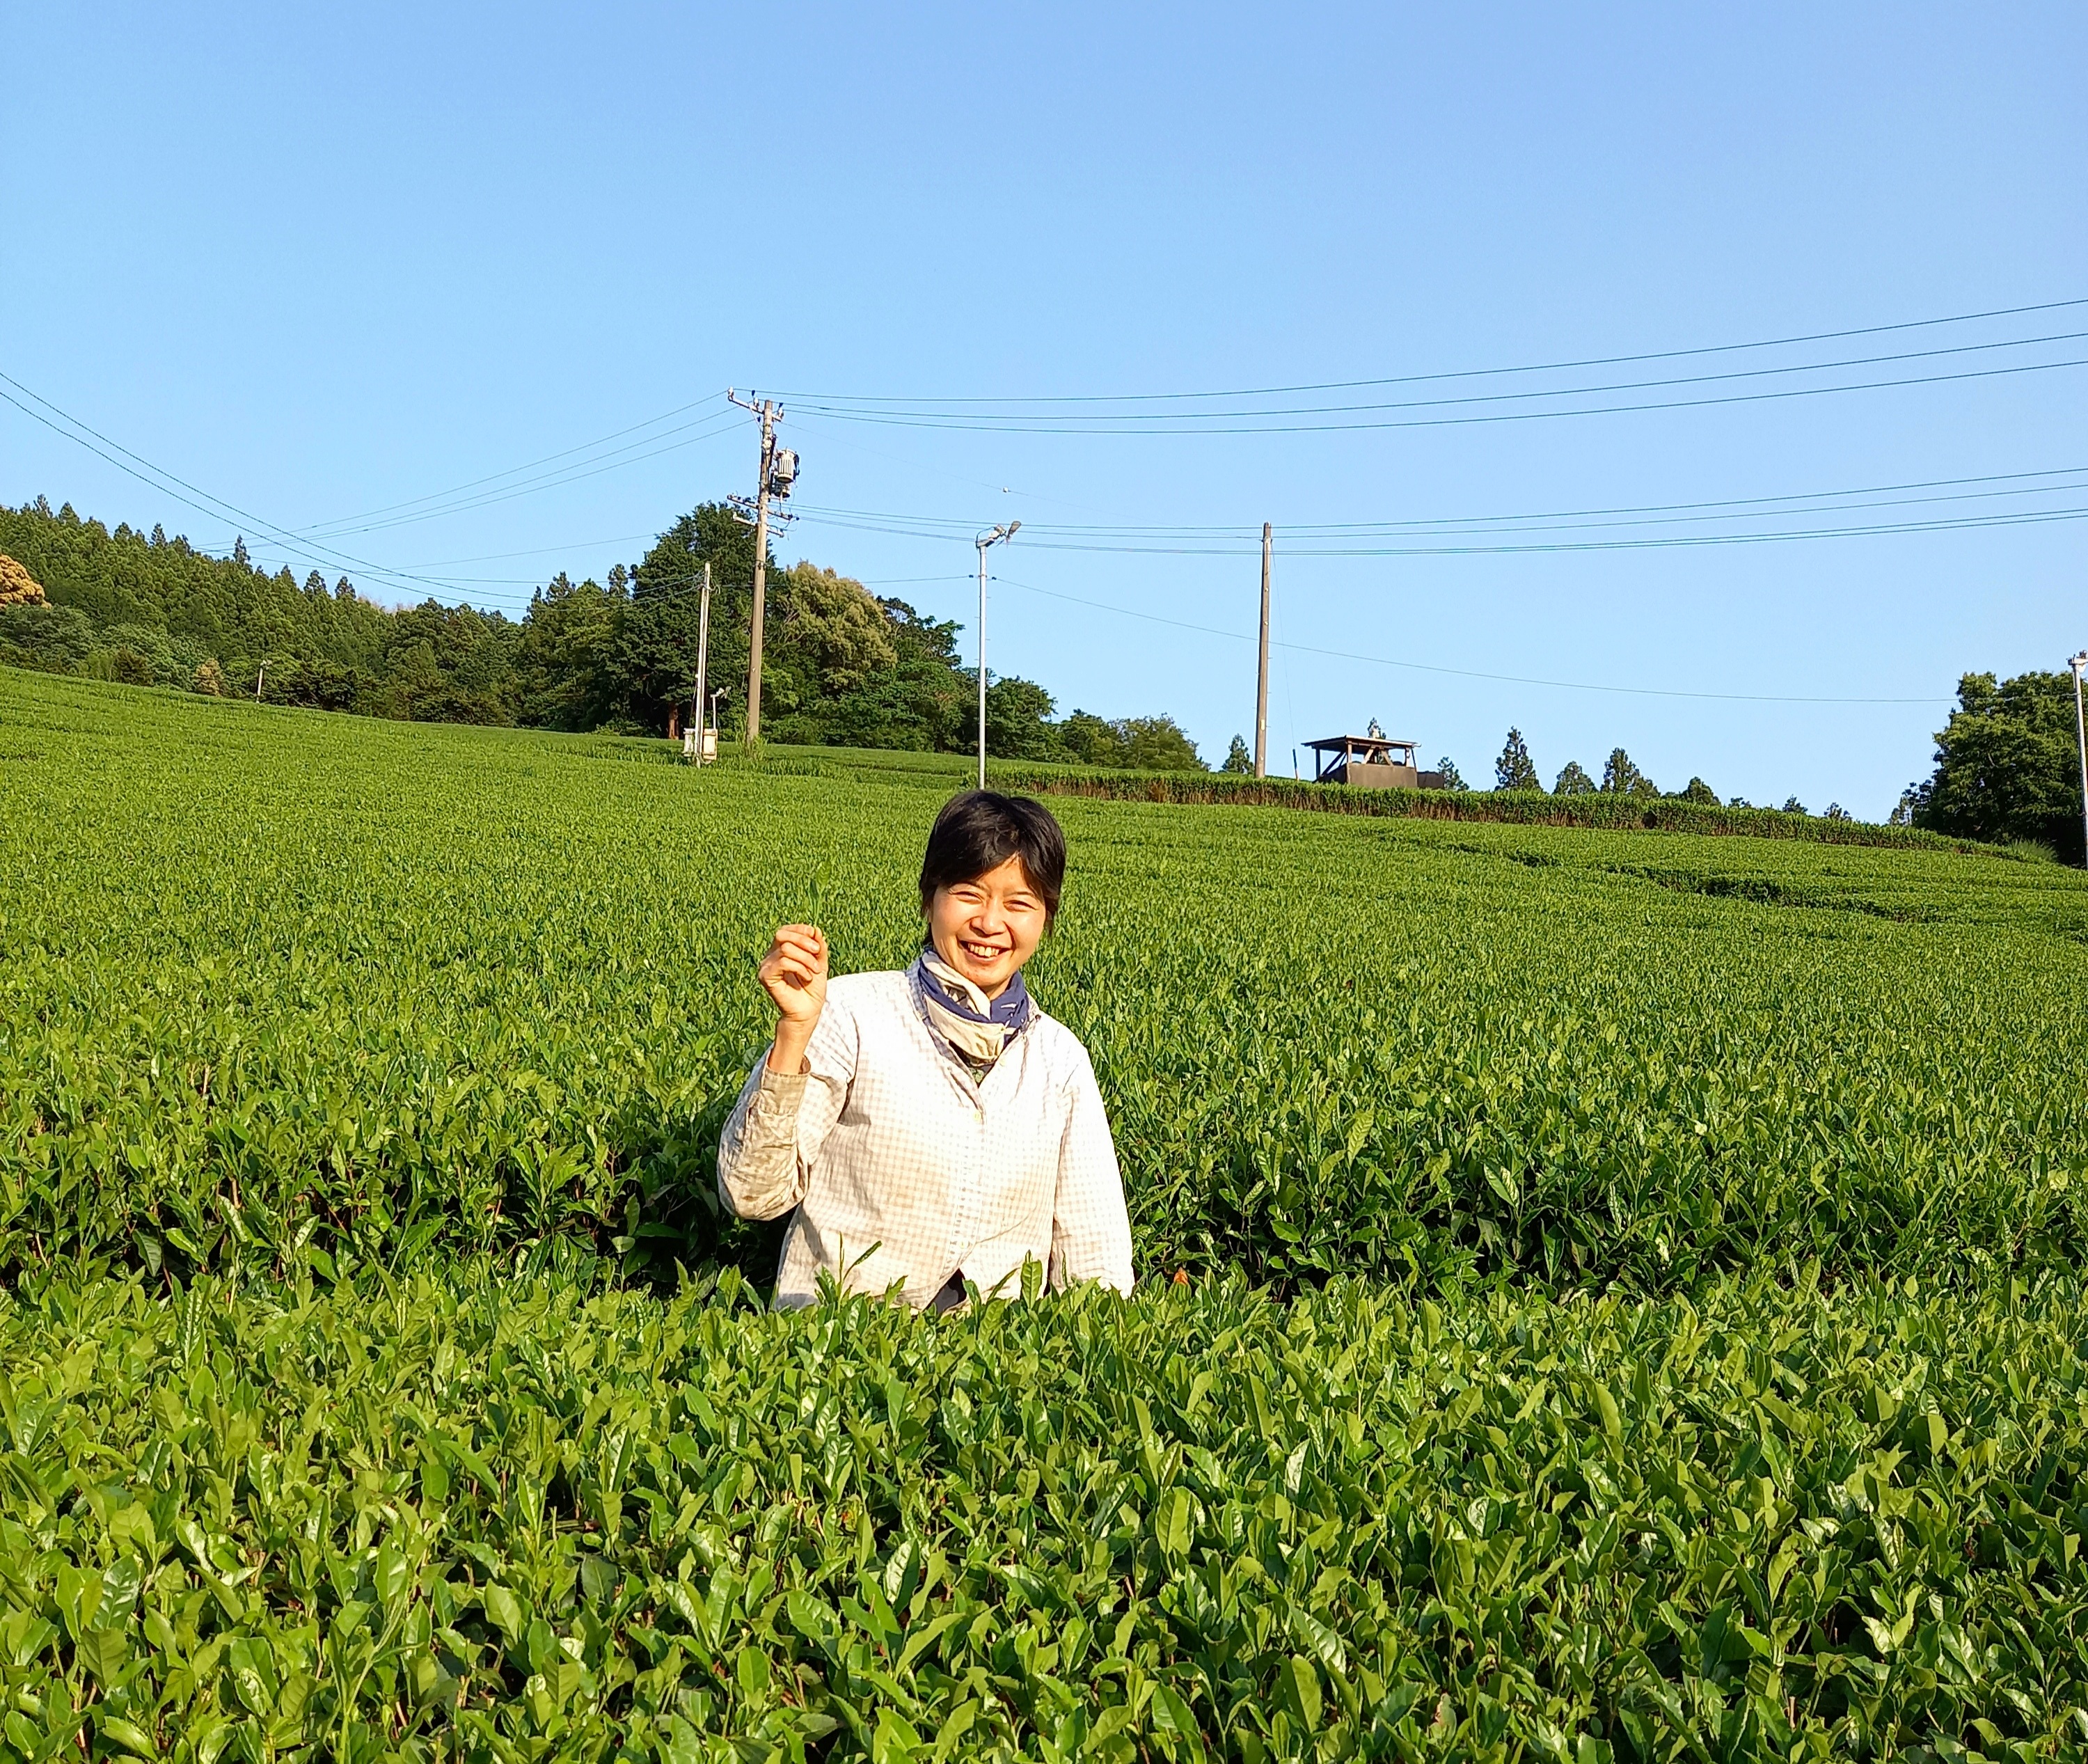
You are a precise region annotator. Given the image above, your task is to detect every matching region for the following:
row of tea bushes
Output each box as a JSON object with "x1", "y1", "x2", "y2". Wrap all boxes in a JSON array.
[{"x1": 2, "y1": 1266, "x2": 2084, "y2": 1760}]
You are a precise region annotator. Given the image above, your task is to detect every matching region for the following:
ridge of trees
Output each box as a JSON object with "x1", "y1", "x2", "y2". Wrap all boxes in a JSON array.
[{"x1": 0, "y1": 497, "x2": 1205, "y2": 769}]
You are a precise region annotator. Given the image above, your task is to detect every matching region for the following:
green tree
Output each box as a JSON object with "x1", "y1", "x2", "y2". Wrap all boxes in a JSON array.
[
  {"x1": 1054, "y1": 711, "x2": 1204, "y2": 771},
  {"x1": 0, "y1": 602, "x2": 93, "y2": 671},
  {"x1": 1602, "y1": 748, "x2": 1657, "y2": 797},
  {"x1": 1058, "y1": 711, "x2": 1124, "y2": 767},
  {"x1": 513, "y1": 573, "x2": 624, "y2": 732},
  {"x1": 813, "y1": 598, "x2": 968, "y2": 751},
  {"x1": 1911, "y1": 670, "x2": 2087, "y2": 863},
  {"x1": 1434, "y1": 755, "x2": 1466, "y2": 791},
  {"x1": 1118, "y1": 715, "x2": 1205, "y2": 771},
  {"x1": 1677, "y1": 776, "x2": 1718, "y2": 805},
  {"x1": 1494, "y1": 727, "x2": 1540, "y2": 792},
  {"x1": 1781, "y1": 797, "x2": 1808, "y2": 815},
  {"x1": 1221, "y1": 735, "x2": 1253, "y2": 774},
  {"x1": 977, "y1": 675, "x2": 1061, "y2": 759},
  {"x1": 1553, "y1": 759, "x2": 1596, "y2": 795},
  {"x1": 617, "y1": 505, "x2": 764, "y2": 737}
]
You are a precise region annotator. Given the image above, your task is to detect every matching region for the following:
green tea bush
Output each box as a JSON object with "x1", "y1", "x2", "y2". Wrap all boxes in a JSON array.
[{"x1": 4, "y1": 1266, "x2": 2087, "y2": 1759}]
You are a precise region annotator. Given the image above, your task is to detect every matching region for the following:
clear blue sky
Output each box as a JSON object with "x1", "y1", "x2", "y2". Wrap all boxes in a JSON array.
[{"x1": 6, "y1": 1, "x2": 2083, "y2": 812}]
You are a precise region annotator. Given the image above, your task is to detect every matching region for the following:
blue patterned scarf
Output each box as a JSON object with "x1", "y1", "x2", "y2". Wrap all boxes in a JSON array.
[{"x1": 913, "y1": 947, "x2": 1034, "y2": 1063}]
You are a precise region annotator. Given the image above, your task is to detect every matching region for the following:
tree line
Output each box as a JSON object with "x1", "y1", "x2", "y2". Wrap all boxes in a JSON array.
[
  {"x1": 0, "y1": 497, "x2": 1205, "y2": 769},
  {"x1": 1461, "y1": 702, "x2": 2086, "y2": 862}
]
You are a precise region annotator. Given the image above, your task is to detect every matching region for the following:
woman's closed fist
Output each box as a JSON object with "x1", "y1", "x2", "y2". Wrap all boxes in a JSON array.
[{"x1": 758, "y1": 924, "x2": 829, "y2": 1028}]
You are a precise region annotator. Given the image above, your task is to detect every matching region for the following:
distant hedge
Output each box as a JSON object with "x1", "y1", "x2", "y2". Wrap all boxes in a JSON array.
[{"x1": 992, "y1": 769, "x2": 1986, "y2": 853}]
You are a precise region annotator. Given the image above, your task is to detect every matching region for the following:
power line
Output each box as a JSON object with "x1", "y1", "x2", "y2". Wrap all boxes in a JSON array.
[
  {"x1": 780, "y1": 353, "x2": 2088, "y2": 438},
  {"x1": 299, "y1": 409, "x2": 746, "y2": 538},
  {"x1": 787, "y1": 464, "x2": 2088, "y2": 542},
  {"x1": 986, "y1": 574, "x2": 1947, "y2": 706},
  {"x1": 0, "y1": 377, "x2": 489, "y2": 602},
  {"x1": 294, "y1": 395, "x2": 731, "y2": 532},
  {"x1": 791, "y1": 500, "x2": 2088, "y2": 557},
  {"x1": 775, "y1": 294, "x2": 2088, "y2": 405},
  {"x1": 786, "y1": 328, "x2": 2088, "y2": 426}
]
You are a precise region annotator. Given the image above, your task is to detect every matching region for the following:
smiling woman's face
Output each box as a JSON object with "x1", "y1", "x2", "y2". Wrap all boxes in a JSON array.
[{"x1": 926, "y1": 855, "x2": 1048, "y2": 999}]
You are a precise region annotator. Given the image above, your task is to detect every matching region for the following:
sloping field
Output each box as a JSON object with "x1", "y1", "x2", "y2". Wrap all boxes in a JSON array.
[{"x1": 3, "y1": 668, "x2": 2088, "y2": 1758}]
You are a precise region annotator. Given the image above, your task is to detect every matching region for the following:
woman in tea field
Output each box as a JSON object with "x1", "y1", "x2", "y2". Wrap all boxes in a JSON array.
[{"x1": 718, "y1": 790, "x2": 1135, "y2": 1310}]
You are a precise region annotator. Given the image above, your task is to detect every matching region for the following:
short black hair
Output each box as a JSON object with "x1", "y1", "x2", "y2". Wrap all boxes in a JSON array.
[{"x1": 919, "y1": 791, "x2": 1066, "y2": 926}]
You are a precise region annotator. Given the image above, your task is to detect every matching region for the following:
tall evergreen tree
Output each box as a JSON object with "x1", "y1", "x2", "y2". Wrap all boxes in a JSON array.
[
  {"x1": 1221, "y1": 734, "x2": 1252, "y2": 773},
  {"x1": 1553, "y1": 759, "x2": 1596, "y2": 795},
  {"x1": 1494, "y1": 727, "x2": 1540, "y2": 791},
  {"x1": 1602, "y1": 748, "x2": 1657, "y2": 797}
]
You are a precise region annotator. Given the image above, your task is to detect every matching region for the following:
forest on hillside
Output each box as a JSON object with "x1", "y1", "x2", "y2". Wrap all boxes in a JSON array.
[{"x1": 0, "y1": 497, "x2": 1207, "y2": 768}]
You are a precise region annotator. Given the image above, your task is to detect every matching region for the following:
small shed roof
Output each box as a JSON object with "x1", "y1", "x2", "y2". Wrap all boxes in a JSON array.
[{"x1": 1304, "y1": 734, "x2": 1418, "y2": 755}]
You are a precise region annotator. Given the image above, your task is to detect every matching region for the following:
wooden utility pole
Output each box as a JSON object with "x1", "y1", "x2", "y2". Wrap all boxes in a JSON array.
[
  {"x1": 2071, "y1": 649, "x2": 2088, "y2": 865},
  {"x1": 1254, "y1": 523, "x2": 1272, "y2": 778},
  {"x1": 727, "y1": 393, "x2": 786, "y2": 748}
]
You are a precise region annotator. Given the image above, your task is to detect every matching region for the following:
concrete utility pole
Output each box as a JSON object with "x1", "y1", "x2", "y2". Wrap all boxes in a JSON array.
[
  {"x1": 2070, "y1": 649, "x2": 2088, "y2": 866},
  {"x1": 254, "y1": 661, "x2": 266, "y2": 702},
  {"x1": 727, "y1": 392, "x2": 795, "y2": 748},
  {"x1": 974, "y1": 522, "x2": 1021, "y2": 789},
  {"x1": 1255, "y1": 522, "x2": 1272, "y2": 778},
  {"x1": 692, "y1": 562, "x2": 712, "y2": 764}
]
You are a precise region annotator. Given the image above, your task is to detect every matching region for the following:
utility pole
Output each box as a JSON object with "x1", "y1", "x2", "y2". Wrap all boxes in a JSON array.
[
  {"x1": 2070, "y1": 649, "x2": 2088, "y2": 866},
  {"x1": 255, "y1": 660, "x2": 266, "y2": 702},
  {"x1": 1255, "y1": 522, "x2": 1272, "y2": 778},
  {"x1": 726, "y1": 392, "x2": 796, "y2": 750},
  {"x1": 692, "y1": 562, "x2": 712, "y2": 764},
  {"x1": 974, "y1": 523, "x2": 1021, "y2": 789}
]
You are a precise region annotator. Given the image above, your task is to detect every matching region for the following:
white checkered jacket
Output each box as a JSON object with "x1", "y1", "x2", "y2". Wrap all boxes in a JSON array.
[{"x1": 716, "y1": 968, "x2": 1135, "y2": 1309}]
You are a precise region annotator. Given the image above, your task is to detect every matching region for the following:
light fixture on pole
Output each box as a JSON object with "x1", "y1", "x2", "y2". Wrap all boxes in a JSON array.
[
  {"x1": 974, "y1": 521, "x2": 1020, "y2": 789},
  {"x1": 2069, "y1": 649, "x2": 2087, "y2": 867}
]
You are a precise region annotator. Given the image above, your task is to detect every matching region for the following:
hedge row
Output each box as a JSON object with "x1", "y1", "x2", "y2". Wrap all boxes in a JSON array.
[{"x1": 990, "y1": 770, "x2": 1981, "y2": 852}]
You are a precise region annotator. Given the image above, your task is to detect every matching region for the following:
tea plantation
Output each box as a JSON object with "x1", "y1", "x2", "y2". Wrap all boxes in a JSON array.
[{"x1": 3, "y1": 669, "x2": 2088, "y2": 1761}]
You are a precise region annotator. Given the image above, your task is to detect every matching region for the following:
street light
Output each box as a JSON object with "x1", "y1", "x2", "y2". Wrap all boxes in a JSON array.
[
  {"x1": 974, "y1": 522, "x2": 1020, "y2": 790},
  {"x1": 2069, "y1": 650, "x2": 2087, "y2": 867}
]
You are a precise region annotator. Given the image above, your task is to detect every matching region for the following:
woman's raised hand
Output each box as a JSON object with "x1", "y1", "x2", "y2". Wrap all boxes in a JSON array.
[{"x1": 758, "y1": 924, "x2": 828, "y2": 1071}]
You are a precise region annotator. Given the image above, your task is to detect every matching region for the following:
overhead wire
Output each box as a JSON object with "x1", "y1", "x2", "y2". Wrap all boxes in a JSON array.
[
  {"x1": 786, "y1": 465, "x2": 2088, "y2": 542},
  {"x1": 782, "y1": 353, "x2": 2088, "y2": 436},
  {"x1": 984, "y1": 574, "x2": 1949, "y2": 706},
  {"x1": 784, "y1": 328, "x2": 2088, "y2": 426},
  {"x1": 775, "y1": 294, "x2": 2088, "y2": 404},
  {"x1": 789, "y1": 500, "x2": 2088, "y2": 557},
  {"x1": 298, "y1": 408, "x2": 746, "y2": 538},
  {"x1": 0, "y1": 377, "x2": 498, "y2": 601},
  {"x1": 296, "y1": 395, "x2": 731, "y2": 532}
]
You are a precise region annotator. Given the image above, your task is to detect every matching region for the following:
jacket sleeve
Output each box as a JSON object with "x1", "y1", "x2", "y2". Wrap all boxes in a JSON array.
[
  {"x1": 716, "y1": 998, "x2": 857, "y2": 1221},
  {"x1": 1050, "y1": 1042, "x2": 1135, "y2": 1295}
]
